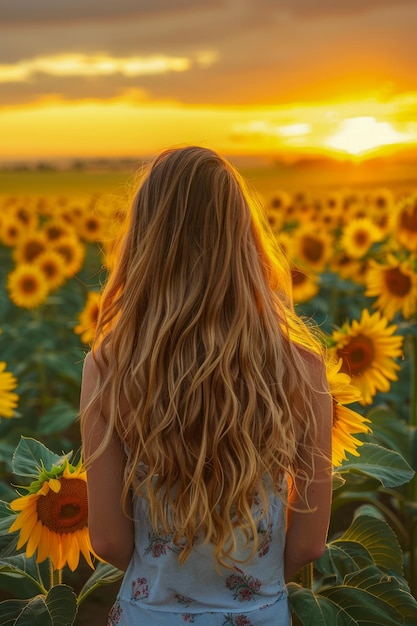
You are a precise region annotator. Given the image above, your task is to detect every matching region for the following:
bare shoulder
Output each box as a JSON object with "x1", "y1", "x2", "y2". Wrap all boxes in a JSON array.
[
  {"x1": 82, "y1": 348, "x2": 107, "y2": 381},
  {"x1": 80, "y1": 349, "x2": 108, "y2": 417},
  {"x1": 292, "y1": 342, "x2": 328, "y2": 391}
]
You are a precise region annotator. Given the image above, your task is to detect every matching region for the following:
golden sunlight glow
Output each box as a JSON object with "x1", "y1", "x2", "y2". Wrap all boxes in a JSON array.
[
  {"x1": 0, "y1": 52, "x2": 219, "y2": 82},
  {"x1": 1, "y1": 95, "x2": 417, "y2": 161},
  {"x1": 325, "y1": 116, "x2": 415, "y2": 156}
]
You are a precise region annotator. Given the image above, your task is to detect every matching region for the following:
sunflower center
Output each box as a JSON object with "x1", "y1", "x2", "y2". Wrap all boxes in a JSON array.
[
  {"x1": 20, "y1": 276, "x2": 39, "y2": 295},
  {"x1": 86, "y1": 218, "x2": 100, "y2": 233},
  {"x1": 353, "y1": 230, "x2": 369, "y2": 247},
  {"x1": 400, "y1": 204, "x2": 417, "y2": 233},
  {"x1": 24, "y1": 241, "x2": 45, "y2": 262},
  {"x1": 47, "y1": 226, "x2": 65, "y2": 240},
  {"x1": 337, "y1": 333, "x2": 375, "y2": 375},
  {"x1": 36, "y1": 477, "x2": 88, "y2": 533},
  {"x1": 385, "y1": 268, "x2": 411, "y2": 297},
  {"x1": 56, "y1": 245, "x2": 74, "y2": 263},
  {"x1": 302, "y1": 236, "x2": 324, "y2": 263},
  {"x1": 42, "y1": 261, "x2": 59, "y2": 278}
]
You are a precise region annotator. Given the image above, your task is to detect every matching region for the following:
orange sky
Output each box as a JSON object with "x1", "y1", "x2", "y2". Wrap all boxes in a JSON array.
[{"x1": 1, "y1": 0, "x2": 417, "y2": 162}]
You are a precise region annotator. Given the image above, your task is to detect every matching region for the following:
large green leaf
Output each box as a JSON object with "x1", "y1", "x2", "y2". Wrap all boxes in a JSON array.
[
  {"x1": 12, "y1": 438, "x2": 69, "y2": 481},
  {"x1": 0, "y1": 555, "x2": 46, "y2": 594},
  {"x1": 338, "y1": 515, "x2": 403, "y2": 575},
  {"x1": 0, "y1": 597, "x2": 46, "y2": 626},
  {"x1": 317, "y1": 515, "x2": 403, "y2": 579},
  {"x1": 0, "y1": 585, "x2": 77, "y2": 626},
  {"x1": 288, "y1": 583, "x2": 356, "y2": 626},
  {"x1": 322, "y1": 566, "x2": 417, "y2": 625},
  {"x1": 365, "y1": 407, "x2": 412, "y2": 460},
  {"x1": 77, "y1": 561, "x2": 124, "y2": 604},
  {"x1": 44, "y1": 585, "x2": 78, "y2": 626},
  {"x1": 317, "y1": 541, "x2": 375, "y2": 582},
  {"x1": 338, "y1": 443, "x2": 414, "y2": 488}
]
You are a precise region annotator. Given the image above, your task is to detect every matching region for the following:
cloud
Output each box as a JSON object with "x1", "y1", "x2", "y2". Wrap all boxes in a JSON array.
[
  {"x1": 1, "y1": 0, "x2": 417, "y2": 110},
  {"x1": 260, "y1": 0, "x2": 417, "y2": 18},
  {"x1": 1, "y1": 0, "x2": 223, "y2": 25},
  {"x1": 0, "y1": 53, "x2": 216, "y2": 83}
]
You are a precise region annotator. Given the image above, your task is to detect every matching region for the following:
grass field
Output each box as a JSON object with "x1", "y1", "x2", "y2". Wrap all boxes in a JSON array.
[{"x1": 1, "y1": 156, "x2": 416, "y2": 200}]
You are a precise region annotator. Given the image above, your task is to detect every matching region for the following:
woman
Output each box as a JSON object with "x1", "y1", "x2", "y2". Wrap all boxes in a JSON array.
[{"x1": 80, "y1": 146, "x2": 332, "y2": 625}]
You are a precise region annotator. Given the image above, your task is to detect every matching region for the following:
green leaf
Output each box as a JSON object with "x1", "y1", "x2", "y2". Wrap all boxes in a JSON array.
[
  {"x1": 316, "y1": 541, "x2": 375, "y2": 582},
  {"x1": 78, "y1": 561, "x2": 124, "y2": 604},
  {"x1": 0, "y1": 555, "x2": 46, "y2": 594},
  {"x1": 321, "y1": 565, "x2": 417, "y2": 624},
  {"x1": 365, "y1": 406, "x2": 413, "y2": 460},
  {"x1": 37, "y1": 402, "x2": 77, "y2": 435},
  {"x1": 12, "y1": 438, "x2": 68, "y2": 481},
  {"x1": 338, "y1": 443, "x2": 414, "y2": 488},
  {"x1": 339, "y1": 515, "x2": 403, "y2": 576},
  {"x1": 0, "y1": 597, "x2": 46, "y2": 626},
  {"x1": 288, "y1": 583, "x2": 355, "y2": 625},
  {"x1": 0, "y1": 585, "x2": 77, "y2": 626},
  {"x1": 44, "y1": 585, "x2": 78, "y2": 626}
]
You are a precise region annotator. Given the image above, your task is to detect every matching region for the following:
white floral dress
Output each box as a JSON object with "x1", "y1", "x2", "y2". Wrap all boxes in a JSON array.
[{"x1": 107, "y1": 479, "x2": 290, "y2": 626}]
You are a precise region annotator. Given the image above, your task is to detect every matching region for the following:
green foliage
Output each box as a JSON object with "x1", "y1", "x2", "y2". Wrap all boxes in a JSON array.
[
  {"x1": 289, "y1": 515, "x2": 417, "y2": 625},
  {"x1": 0, "y1": 584, "x2": 78, "y2": 626},
  {"x1": 1, "y1": 182, "x2": 417, "y2": 624}
]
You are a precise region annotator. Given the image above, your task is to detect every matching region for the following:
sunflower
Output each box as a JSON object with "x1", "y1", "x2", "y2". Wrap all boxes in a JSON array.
[
  {"x1": 292, "y1": 226, "x2": 333, "y2": 272},
  {"x1": 0, "y1": 361, "x2": 19, "y2": 418},
  {"x1": 11, "y1": 203, "x2": 39, "y2": 231},
  {"x1": 42, "y1": 218, "x2": 76, "y2": 243},
  {"x1": 291, "y1": 266, "x2": 319, "y2": 303},
  {"x1": 329, "y1": 309, "x2": 404, "y2": 405},
  {"x1": 52, "y1": 235, "x2": 86, "y2": 278},
  {"x1": 0, "y1": 215, "x2": 23, "y2": 247},
  {"x1": 13, "y1": 231, "x2": 48, "y2": 264},
  {"x1": 78, "y1": 212, "x2": 104, "y2": 243},
  {"x1": 8, "y1": 459, "x2": 96, "y2": 571},
  {"x1": 7, "y1": 263, "x2": 50, "y2": 309},
  {"x1": 365, "y1": 254, "x2": 417, "y2": 320},
  {"x1": 34, "y1": 250, "x2": 67, "y2": 292},
  {"x1": 339, "y1": 217, "x2": 382, "y2": 260},
  {"x1": 326, "y1": 358, "x2": 371, "y2": 467},
  {"x1": 74, "y1": 291, "x2": 101, "y2": 344},
  {"x1": 394, "y1": 193, "x2": 417, "y2": 252}
]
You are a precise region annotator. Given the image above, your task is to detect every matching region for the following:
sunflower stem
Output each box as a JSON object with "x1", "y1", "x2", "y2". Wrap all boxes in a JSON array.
[
  {"x1": 300, "y1": 561, "x2": 314, "y2": 590},
  {"x1": 407, "y1": 332, "x2": 417, "y2": 503},
  {"x1": 49, "y1": 560, "x2": 62, "y2": 588},
  {"x1": 410, "y1": 332, "x2": 417, "y2": 430}
]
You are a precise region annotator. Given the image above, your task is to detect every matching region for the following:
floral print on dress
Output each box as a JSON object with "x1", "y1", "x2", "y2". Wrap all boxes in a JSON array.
[
  {"x1": 222, "y1": 615, "x2": 255, "y2": 626},
  {"x1": 225, "y1": 567, "x2": 262, "y2": 601},
  {"x1": 131, "y1": 576, "x2": 149, "y2": 602},
  {"x1": 144, "y1": 530, "x2": 184, "y2": 557},
  {"x1": 107, "y1": 599, "x2": 123, "y2": 625},
  {"x1": 175, "y1": 593, "x2": 195, "y2": 608}
]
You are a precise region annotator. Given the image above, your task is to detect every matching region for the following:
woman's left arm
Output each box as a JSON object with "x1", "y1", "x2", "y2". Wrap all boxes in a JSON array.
[{"x1": 80, "y1": 352, "x2": 134, "y2": 571}]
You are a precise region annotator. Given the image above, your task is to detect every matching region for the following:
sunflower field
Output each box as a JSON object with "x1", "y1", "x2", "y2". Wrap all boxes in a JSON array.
[{"x1": 0, "y1": 174, "x2": 417, "y2": 625}]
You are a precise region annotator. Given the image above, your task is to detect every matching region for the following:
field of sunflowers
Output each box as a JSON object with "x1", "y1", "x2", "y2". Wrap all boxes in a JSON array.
[{"x1": 0, "y1": 168, "x2": 417, "y2": 625}]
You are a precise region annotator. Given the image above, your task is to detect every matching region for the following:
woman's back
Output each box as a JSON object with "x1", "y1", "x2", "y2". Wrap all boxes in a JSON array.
[
  {"x1": 108, "y1": 473, "x2": 290, "y2": 625},
  {"x1": 80, "y1": 146, "x2": 332, "y2": 626}
]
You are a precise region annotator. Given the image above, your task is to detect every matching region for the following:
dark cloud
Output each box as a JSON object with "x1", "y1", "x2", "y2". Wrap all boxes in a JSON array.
[
  {"x1": 1, "y1": 0, "x2": 224, "y2": 25},
  {"x1": 1, "y1": 0, "x2": 417, "y2": 109},
  {"x1": 260, "y1": 0, "x2": 417, "y2": 18}
]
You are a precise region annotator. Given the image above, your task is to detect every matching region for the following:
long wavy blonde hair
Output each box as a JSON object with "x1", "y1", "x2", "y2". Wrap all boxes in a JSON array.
[{"x1": 82, "y1": 146, "x2": 326, "y2": 567}]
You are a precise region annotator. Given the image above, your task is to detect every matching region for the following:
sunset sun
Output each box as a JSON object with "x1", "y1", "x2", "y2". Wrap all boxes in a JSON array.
[{"x1": 324, "y1": 116, "x2": 414, "y2": 157}]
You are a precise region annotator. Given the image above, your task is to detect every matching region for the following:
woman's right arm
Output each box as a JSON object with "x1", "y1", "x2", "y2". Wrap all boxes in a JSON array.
[
  {"x1": 283, "y1": 358, "x2": 332, "y2": 581},
  {"x1": 80, "y1": 352, "x2": 134, "y2": 571}
]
